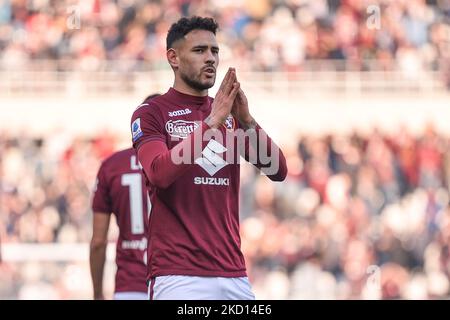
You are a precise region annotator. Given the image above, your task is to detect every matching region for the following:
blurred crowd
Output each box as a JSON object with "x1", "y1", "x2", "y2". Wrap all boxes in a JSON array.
[
  {"x1": 241, "y1": 124, "x2": 450, "y2": 299},
  {"x1": 0, "y1": 130, "x2": 119, "y2": 299},
  {"x1": 0, "y1": 0, "x2": 449, "y2": 73},
  {"x1": 1, "y1": 124, "x2": 450, "y2": 299},
  {"x1": 0, "y1": 130, "x2": 117, "y2": 244}
]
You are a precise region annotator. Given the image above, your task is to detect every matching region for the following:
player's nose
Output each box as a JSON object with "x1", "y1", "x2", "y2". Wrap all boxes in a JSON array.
[{"x1": 204, "y1": 49, "x2": 216, "y2": 65}]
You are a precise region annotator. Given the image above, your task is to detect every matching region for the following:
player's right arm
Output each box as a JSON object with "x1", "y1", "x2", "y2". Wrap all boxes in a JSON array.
[
  {"x1": 90, "y1": 163, "x2": 112, "y2": 300},
  {"x1": 133, "y1": 68, "x2": 239, "y2": 189}
]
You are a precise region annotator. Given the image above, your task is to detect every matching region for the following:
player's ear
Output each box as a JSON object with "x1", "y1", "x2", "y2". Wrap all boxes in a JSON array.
[{"x1": 167, "y1": 48, "x2": 179, "y2": 69}]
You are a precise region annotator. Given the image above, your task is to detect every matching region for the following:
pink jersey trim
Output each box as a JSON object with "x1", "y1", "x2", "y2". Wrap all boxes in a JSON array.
[{"x1": 149, "y1": 278, "x2": 155, "y2": 300}]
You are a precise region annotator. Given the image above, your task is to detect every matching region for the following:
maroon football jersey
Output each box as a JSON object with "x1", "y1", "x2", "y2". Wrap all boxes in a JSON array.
[
  {"x1": 131, "y1": 88, "x2": 248, "y2": 280},
  {"x1": 92, "y1": 148, "x2": 149, "y2": 293}
]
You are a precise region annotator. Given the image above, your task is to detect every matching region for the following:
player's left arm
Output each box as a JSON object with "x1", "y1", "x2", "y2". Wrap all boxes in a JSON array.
[{"x1": 232, "y1": 88, "x2": 287, "y2": 181}]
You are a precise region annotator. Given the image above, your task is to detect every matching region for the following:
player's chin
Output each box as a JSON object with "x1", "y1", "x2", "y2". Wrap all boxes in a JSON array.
[{"x1": 200, "y1": 77, "x2": 215, "y2": 89}]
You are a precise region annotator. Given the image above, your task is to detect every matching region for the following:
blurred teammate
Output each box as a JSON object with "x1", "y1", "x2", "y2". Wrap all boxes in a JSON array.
[
  {"x1": 90, "y1": 94, "x2": 159, "y2": 300},
  {"x1": 130, "y1": 16, "x2": 287, "y2": 300}
]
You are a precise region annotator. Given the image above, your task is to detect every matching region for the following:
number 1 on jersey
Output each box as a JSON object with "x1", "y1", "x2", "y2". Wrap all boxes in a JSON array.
[{"x1": 121, "y1": 173, "x2": 145, "y2": 235}]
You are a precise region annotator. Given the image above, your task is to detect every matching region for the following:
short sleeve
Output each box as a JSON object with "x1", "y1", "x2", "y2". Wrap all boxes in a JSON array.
[
  {"x1": 130, "y1": 105, "x2": 166, "y2": 151},
  {"x1": 91, "y1": 162, "x2": 112, "y2": 214}
]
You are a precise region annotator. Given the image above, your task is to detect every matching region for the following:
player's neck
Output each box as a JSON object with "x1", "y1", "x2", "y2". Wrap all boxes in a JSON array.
[{"x1": 173, "y1": 78, "x2": 208, "y2": 97}]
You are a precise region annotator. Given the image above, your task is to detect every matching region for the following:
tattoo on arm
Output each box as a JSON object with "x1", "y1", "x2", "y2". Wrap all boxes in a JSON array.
[{"x1": 240, "y1": 118, "x2": 257, "y2": 130}]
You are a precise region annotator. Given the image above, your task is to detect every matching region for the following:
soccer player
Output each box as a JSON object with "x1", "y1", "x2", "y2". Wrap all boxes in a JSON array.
[
  {"x1": 89, "y1": 94, "x2": 159, "y2": 300},
  {"x1": 130, "y1": 16, "x2": 287, "y2": 300}
]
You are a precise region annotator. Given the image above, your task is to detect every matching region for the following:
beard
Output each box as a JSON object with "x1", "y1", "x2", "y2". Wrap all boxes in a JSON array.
[{"x1": 180, "y1": 70, "x2": 215, "y2": 91}]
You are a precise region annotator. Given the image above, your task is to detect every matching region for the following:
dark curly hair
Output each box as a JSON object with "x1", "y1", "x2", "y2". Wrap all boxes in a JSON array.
[{"x1": 166, "y1": 16, "x2": 219, "y2": 50}]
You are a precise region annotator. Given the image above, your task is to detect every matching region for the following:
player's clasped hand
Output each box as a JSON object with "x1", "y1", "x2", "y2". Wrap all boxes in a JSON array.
[
  {"x1": 206, "y1": 67, "x2": 240, "y2": 129},
  {"x1": 231, "y1": 88, "x2": 253, "y2": 127}
]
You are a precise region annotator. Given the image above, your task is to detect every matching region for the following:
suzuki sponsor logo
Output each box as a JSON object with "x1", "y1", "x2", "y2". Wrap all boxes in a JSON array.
[
  {"x1": 195, "y1": 139, "x2": 228, "y2": 176},
  {"x1": 168, "y1": 108, "x2": 192, "y2": 117},
  {"x1": 194, "y1": 177, "x2": 230, "y2": 186},
  {"x1": 194, "y1": 139, "x2": 229, "y2": 186},
  {"x1": 165, "y1": 120, "x2": 199, "y2": 139}
]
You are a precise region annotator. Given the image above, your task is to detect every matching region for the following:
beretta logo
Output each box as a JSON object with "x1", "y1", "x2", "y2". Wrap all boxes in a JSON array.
[{"x1": 165, "y1": 120, "x2": 199, "y2": 139}]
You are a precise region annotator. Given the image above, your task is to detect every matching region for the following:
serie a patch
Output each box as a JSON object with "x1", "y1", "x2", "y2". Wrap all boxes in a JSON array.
[{"x1": 131, "y1": 118, "x2": 143, "y2": 142}]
